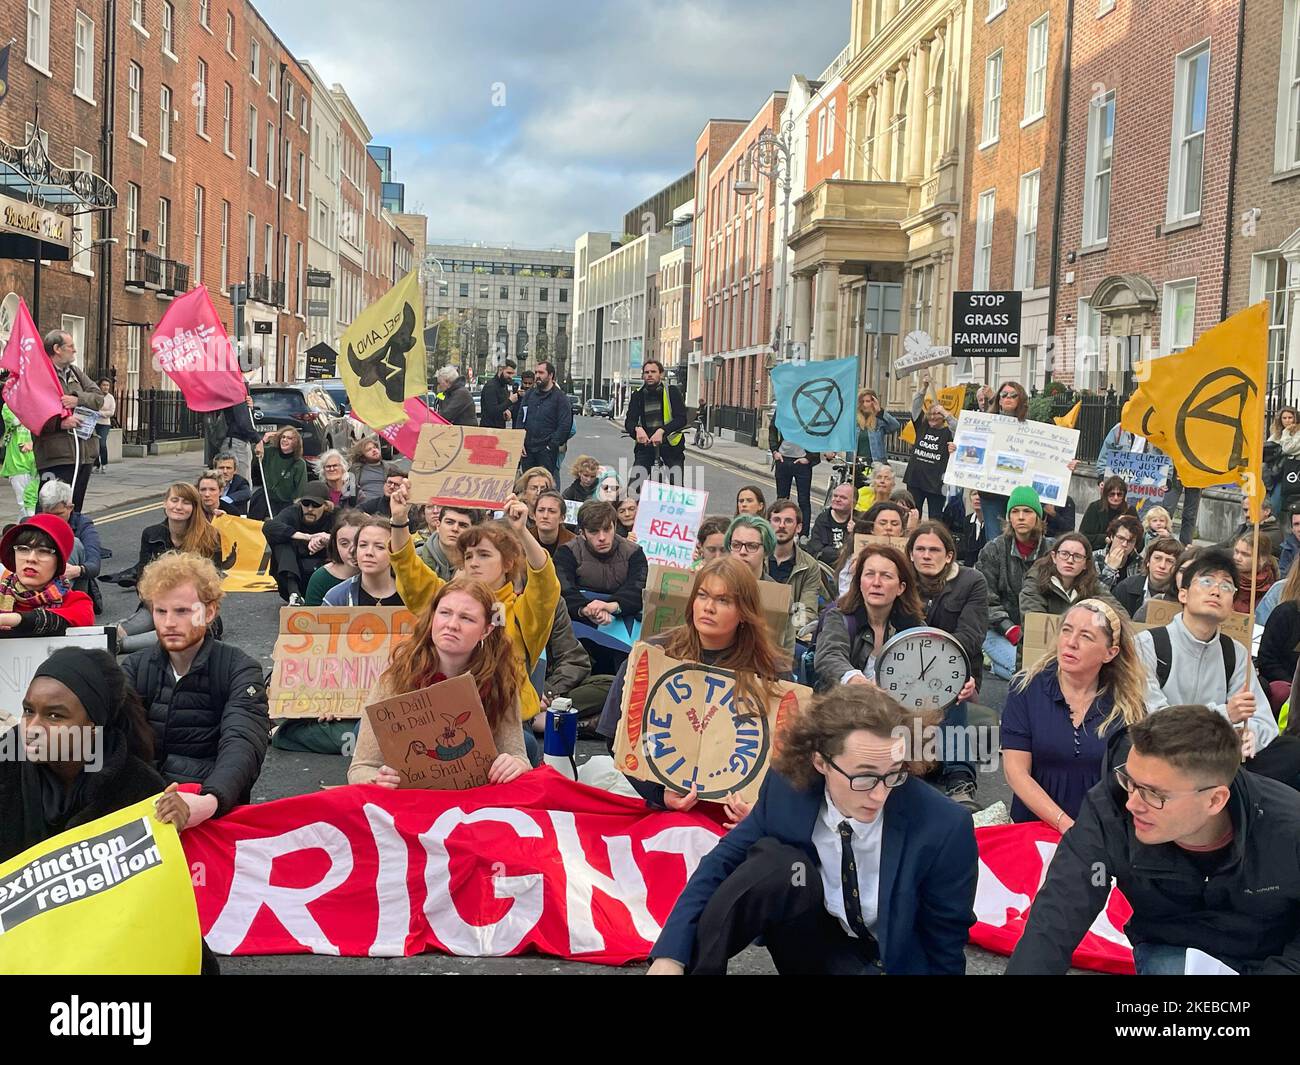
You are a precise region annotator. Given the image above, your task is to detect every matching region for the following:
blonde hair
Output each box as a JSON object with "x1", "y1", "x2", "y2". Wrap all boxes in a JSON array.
[
  {"x1": 137, "y1": 551, "x2": 226, "y2": 608},
  {"x1": 1141, "y1": 505, "x2": 1172, "y2": 534}
]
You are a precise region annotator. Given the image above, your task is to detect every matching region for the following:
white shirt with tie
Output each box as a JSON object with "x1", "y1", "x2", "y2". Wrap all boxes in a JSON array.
[{"x1": 812, "y1": 788, "x2": 884, "y2": 938}]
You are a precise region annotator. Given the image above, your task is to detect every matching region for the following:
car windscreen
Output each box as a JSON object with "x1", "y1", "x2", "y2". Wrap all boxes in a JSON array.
[{"x1": 253, "y1": 390, "x2": 307, "y2": 418}]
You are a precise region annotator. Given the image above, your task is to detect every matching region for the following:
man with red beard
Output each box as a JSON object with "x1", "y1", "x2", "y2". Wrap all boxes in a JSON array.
[{"x1": 122, "y1": 553, "x2": 269, "y2": 827}]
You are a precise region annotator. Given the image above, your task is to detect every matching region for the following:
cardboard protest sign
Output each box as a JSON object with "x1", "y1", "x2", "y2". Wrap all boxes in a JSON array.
[
  {"x1": 364, "y1": 675, "x2": 498, "y2": 790},
  {"x1": 269, "y1": 607, "x2": 416, "y2": 718},
  {"x1": 212, "y1": 513, "x2": 278, "y2": 592},
  {"x1": 853, "y1": 534, "x2": 910, "y2": 558},
  {"x1": 407, "y1": 424, "x2": 526, "y2": 510},
  {"x1": 1021, "y1": 612, "x2": 1064, "y2": 672},
  {"x1": 633, "y1": 482, "x2": 709, "y2": 569},
  {"x1": 1101, "y1": 449, "x2": 1172, "y2": 510},
  {"x1": 946, "y1": 410, "x2": 1079, "y2": 506},
  {"x1": 639, "y1": 564, "x2": 794, "y2": 666},
  {"x1": 614, "y1": 642, "x2": 813, "y2": 804},
  {"x1": 0, "y1": 628, "x2": 108, "y2": 730},
  {"x1": 1142, "y1": 598, "x2": 1254, "y2": 645}
]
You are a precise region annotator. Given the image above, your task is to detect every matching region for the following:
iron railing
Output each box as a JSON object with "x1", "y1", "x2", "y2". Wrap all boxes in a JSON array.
[
  {"x1": 124, "y1": 248, "x2": 162, "y2": 289},
  {"x1": 118, "y1": 389, "x2": 206, "y2": 446},
  {"x1": 159, "y1": 259, "x2": 190, "y2": 296},
  {"x1": 715, "y1": 404, "x2": 760, "y2": 447},
  {"x1": 250, "y1": 272, "x2": 272, "y2": 303}
]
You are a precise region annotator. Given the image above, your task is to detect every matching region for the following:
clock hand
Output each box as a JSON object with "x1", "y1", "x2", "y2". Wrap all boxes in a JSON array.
[{"x1": 918, "y1": 653, "x2": 931, "y2": 679}]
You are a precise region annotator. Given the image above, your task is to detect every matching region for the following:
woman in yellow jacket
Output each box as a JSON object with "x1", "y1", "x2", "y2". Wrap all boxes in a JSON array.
[{"x1": 387, "y1": 485, "x2": 559, "y2": 726}]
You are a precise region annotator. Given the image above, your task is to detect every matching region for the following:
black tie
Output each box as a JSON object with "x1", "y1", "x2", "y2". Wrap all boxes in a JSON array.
[{"x1": 838, "y1": 820, "x2": 872, "y2": 940}]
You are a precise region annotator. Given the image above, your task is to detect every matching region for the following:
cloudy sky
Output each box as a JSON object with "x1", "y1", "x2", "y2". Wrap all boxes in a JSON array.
[{"x1": 260, "y1": 0, "x2": 849, "y2": 248}]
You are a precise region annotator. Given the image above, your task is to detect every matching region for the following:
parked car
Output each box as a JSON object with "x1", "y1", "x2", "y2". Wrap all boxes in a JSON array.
[
  {"x1": 568, "y1": 393, "x2": 582, "y2": 414},
  {"x1": 315, "y1": 378, "x2": 394, "y2": 458},
  {"x1": 249, "y1": 383, "x2": 352, "y2": 461},
  {"x1": 584, "y1": 397, "x2": 613, "y2": 417}
]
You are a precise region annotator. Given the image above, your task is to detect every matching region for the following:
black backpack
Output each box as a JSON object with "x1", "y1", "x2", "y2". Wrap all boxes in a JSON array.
[{"x1": 1148, "y1": 624, "x2": 1234, "y2": 691}]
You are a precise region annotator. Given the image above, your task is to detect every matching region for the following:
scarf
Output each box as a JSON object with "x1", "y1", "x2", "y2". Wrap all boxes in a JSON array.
[{"x1": 0, "y1": 569, "x2": 65, "y2": 612}]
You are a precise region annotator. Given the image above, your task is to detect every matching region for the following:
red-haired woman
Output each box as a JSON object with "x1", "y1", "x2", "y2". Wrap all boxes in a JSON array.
[{"x1": 348, "y1": 577, "x2": 530, "y2": 786}]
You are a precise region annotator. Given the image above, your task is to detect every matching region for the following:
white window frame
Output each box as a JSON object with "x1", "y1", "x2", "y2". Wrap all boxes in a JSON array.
[
  {"x1": 1161, "y1": 278, "x2": 1198, "y2": 353},
  {"x1": 245, "y1": 213, "x2": 255, "y2": 279},
  {"x1": 1277, "y1": 0, "x2": 1300, "y2": 173},
  {"x1": 974, "y1": 189, "x2": 996, "y2": 290},
  {"x1": 1083, "y1": 91, "x2": 1115, "y2": 247},
  {"x1": 816, "y1": 110, "x2": 826, "y2": 160},
  {"x1": 1023, "y1": 15, "x2": 1049, "y2": 125},
  {"x1": 125, "y1": 183, "x2": 139, "y2": 252},
  {"x1": 247, "y1": 105, "x2": 258, "y2": 174},
  {"x1": 1166, "y1": 41, "x2": 1210, "y2": 224},
  {"x1": 74, "y1": 11, "x2": 96, "y2": 103},
  {"x1": 71, "y1": 148, "x2": 94, "y2": 276},
  {"x1": 126, "y1": 326, "x2": 141, "y2": 406},
  {"x1": 199, "y1": 0, "x2": 210, "y2": 30},
  {"x1": 981, "y1": 50, "x2": 1002, "y2": 146},
  {"x1": 1076, "y1": 297, "x2": 1101, "y2": 390},
  {"x1": 159, "y1": 84, "x2": 173, "y2": 159},
  {"x1": 297, "y1": 151, "x2": 306, "y2": 207},
  {"x1": 268, "y1": 63, "x2": 278, "y2": 102},
  {"x1": 161, "y1": 1, "x2": 175, "y2": 58},
  {"x1": 27, "y1": 0, "x2": 51, "y2": 74},
  {"x1": 1015, "y1": 170, "x2": 1041, "y2": 291},
  {"x1": 250, "y1": 39, "x2": 261, "y2": 82},
  {"x1": 220, "y1": 199, "x2": 230, "y2": 293},
  {"x1": 265, "y1": 121, "x2": 275, "y2": 187},
  {"x1": 193, "y1": 186, "x2": 204, "y2": 286},
  {"x1": 195, "y1": 59, "x2": 208, "y2": 138},
  {"x1": 1098, "y1": 0, "x2": 1116, "y2": 15},
  {"x1": 988, "y1": 0, "x2": 1007, "y2": 20},
  {"x1": 222, "y1": 83, "x2": 233, "y2": 155},
  {"x1": 130, "y1": 0, "x2": 146, "y2": 35},
  {"x1": 61, "y1": 315, "x2": 86, "y2": 369},
  {"x1": 826, "y1": 99, "x2": 836, "y2": 155},
  {"x1": 128, "y1": 63, "x2": 144, "y2": 142},
  {"x1": 157, "y1": 196, "x2": 170, "y2": 261},
  {"x1": 225, "y1": 12, "x2": 235, "y2": 56}
]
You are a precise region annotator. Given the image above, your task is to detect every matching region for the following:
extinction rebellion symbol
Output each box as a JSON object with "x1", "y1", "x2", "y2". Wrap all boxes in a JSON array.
[
  {"x1": 791, "y1": 378, "x2": 844, "y2": 439},
  {"x1": 1174, "y1": 368, "x2": 1257, "y2": 476}
]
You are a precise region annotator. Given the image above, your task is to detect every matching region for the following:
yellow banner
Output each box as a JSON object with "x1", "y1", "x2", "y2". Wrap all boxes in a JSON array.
[
  {"x1": 1054, "y1": 400, "x2": 1081, "y2": 429},
  {"x1": 213, "y1": 513, "x2": 278, "y2": 593},
  {"x1": 0, "y1": 796, "x2": 202, "y2": 974},
  {"x1": 1120, "y1": 302, "x2": 1268, "y2": 520},
  {"x1": 340, "y1": 268, "x2": 427, "y2": 430}
]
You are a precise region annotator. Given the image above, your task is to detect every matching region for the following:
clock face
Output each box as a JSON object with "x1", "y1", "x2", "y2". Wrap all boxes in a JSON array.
[{"x1": 873, "y1": 627, "x2": 970, "y2": 714}]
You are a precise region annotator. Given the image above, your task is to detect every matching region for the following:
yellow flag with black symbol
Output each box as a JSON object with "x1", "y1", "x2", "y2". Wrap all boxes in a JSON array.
[
  {"x1": 212, "y1": 513, "x2": 277, "y2": 592},
  {"x1": 0, "y1": 796, "x2": 202, "y2": 974},
  {"x1": 1054, "y1": 400, "x2": 1082, "y2": 429},
  {"x1": 1121, "y1": 301, "x2": 1268, "y2": 521},
  {"x1": 340, "y1": 268, "x2": 427, "y2": 430}
]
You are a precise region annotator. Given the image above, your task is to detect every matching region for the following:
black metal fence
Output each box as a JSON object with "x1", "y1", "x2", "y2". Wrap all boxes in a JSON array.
[
  {"x1": 714, "y1": 404, "x2": 760, "y2": 447},
  {"x1": 117, "y1": 390, "x2": 206, "y2": 447}
]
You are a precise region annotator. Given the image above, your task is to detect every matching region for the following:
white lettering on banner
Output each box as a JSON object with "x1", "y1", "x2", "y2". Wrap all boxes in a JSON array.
[
  {"x1": 1032, "y1": 840, "x2": 1129, "y2": 948},
  {"x1": 204, "y1": 822, "x2": 353, "y2": 956},
  {"x1": 363, "y1": 803, "x2": 411, "y2": 957},
  {"x1": 640, "y1": 825, "x2": 722, "y2": 885},
  {"x1": 419, "y1": 807, "x2": 544, "y2": 957},
  {"x1": 547, "y1": 810, "x2": 661, "y2": 955}
]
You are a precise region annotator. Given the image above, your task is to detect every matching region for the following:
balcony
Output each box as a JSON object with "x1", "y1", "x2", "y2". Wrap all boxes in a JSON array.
[
  {"x1": 157, "y1": 259, "x2": 190, "y2": 299},
  {"x1": 124, "y1": 248, "x2": 163, "y2": 291},
  {"x1": 249, "y1": 272, "x2": 272, "y2": 304},
  {"x1": 787, "y1": 179, "x2": 912, "y2": 273}
]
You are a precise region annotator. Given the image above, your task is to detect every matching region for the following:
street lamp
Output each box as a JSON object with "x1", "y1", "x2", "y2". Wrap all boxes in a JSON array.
[{"x1": 735, "y1": 119, "x2": 796, "y2": 364}]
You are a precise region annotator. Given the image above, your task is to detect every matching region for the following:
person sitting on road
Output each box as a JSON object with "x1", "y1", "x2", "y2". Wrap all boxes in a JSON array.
[
  {"x1": 1141, "y1": 505, "x2": 1173, "y2": 542},
  {"x1": 976, "y1": 487, "x2": 1049, "y2": 682},
  {"x1": 419, "y1": 503, "x2": 481, "y2": 578},
  {"x1": 1043, "y1": 495, "x2": 1078, "y2": 540},
  {"x1": 593, "y1": 468, "x2": 622, "y2": 505},
  {"x1": 0, "y1": 515, "x2": 94, "y2": 636},
  {"x1": 735, "y1": 484, "x2": 766, "y2": 516},
  {"x1": 115, "y1": 483, "x2": 222, "y2": 652},
  {"x1": 1007, "y1": 706, "x2": 1300, "y2": 975},
  {"x1": 348, "y1": 578, "x2": 532, "y2": 788},
  {"x1": 123, "y1": 552, "x2": 269, "y2": 823},
  {"x1": 348, "y1": 435, "x2": 388, "y2": 510},
  {"x1": 809, "y1": 482, "x2": 855, "y2": 568},
  {"x1": 530, "y1": 490, "x2": 575, "y2": 559},
  {"x1": 1218, "y1": 495, "x2": 1283, "y2": 560},
  {"x1": 1230, "y1": 531, "x2": 1278, "y2": 615},
  {"x1": 854, "y1": 462, "x2": 896, "y2": 515},
  {"x1": 647, "y1": 685, "x2": 978, "y2": 976},
  {"x1": 304, "y1": 509, "x2": 365, "y2": 605},
  {"x1": 323, "y1": 518, "x2": 403, "y2": 606},
  {"x1": 359, "y1": 465, "x2": 409, "y2": 516},
  {"x1": 1001, "y1": 599, "x2": 1147, "y2": 830},
  {"x1": 37, "y1": 478, "x2": 103, "y2": 605},
  {"x1": 725, "y1": 513, "x2": 795, "y2": 663},
  {"x1": 890, "y1": 488, "x2": 920, "y2": 534},
  {"x1": 832, "y1": 502, "x2": 909, "y2": 598},
  {"x1": 262, "y1": 481, "x2": 336, "y2": 604},
  {"x1": 196, "y1": 470, "x2": 224, "y2": 521},
  {"x1": 260, "y1": 428, "x2": 308, "y2": 518},
  {"x1": 616, "y1": 496, "x2": 639, "y2": 542},
  {"x1": 694, "y1": 515, "x2": 729, "y2": 566},
  {"x1": 765, "y1": 499, "x2": 825, "y2": 646},
  {"x1": 1277, "y1": 505, "x2": 1300, "y2": 580},
  {"x1": 596, "y1": 556, "x2": 786, "y2": 822},
  {"x1": 1019, "y1": 531, "x2": 1128, "y2": 656},
  {"x1": 214, "y1": 452, "x2": 253, "y2": 517},
  {"x1": 1092, "y1": 514, "x2": 1144, "y2": 590},
  {"x1": 315, "y1": 449, "x2": 356, "y2": 509},
  {"x1": 956, "y1": 489, "x2": 989, "y2": 567},
  {"x1": 562, "y1": 455, "x2": 602, "y2": 503},
  {"x1": 1256, "y1": 558, "x2": 1300, "y2": 716},
  {"x1": 1080, "y1": 476, "x2": 1138, "y2": 552},
  {"x1": 1113, "y1": 536, "x2": 1183, "y2": 618},
  {"x1": 515, "y1": 466, "x2": 558, "y2": 517}
]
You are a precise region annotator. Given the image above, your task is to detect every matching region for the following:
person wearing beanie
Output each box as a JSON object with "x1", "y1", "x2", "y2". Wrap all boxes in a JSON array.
[
  {"x1": 261, "y1": 480, "x2": 337, "y2": 604},
  {"x1": 0, "y1": 515, "x2": 94, "y2": 636},
  {"x1": 975, "y1": 486, "x2": 1048, "y2": 681}
]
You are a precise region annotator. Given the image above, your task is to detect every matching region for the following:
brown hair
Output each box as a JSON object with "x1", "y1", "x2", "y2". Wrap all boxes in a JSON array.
[
  {"x1": 1030, "y1": 531, "x2": 1106, "y2": 599},
  {"x1": 577, "y1": 500, "x2": 618, "y2": 534},
  {"x1": 906, "y1": 520, "x2": 957, "y2": 600},
  {"x1": 773, "y1": 686, "x2": 938, "y2": 789},
  {"x1": 1144, "y1": 536, "x2": 1184, "y2": 566},
  {"x1": 456, "y1": 521, "x2": 524, "y2": 585},
  {"x1": 327, "y1": 508, "x2": 367, "y2": 565},
  {"x1": 271, "y1": 427, "x2": 304, "y2": 460},
  {"x1": 1128, "y1": 705, "x2": 1241, "y2": 786},
  {"x1": 696, "y1": 515, "x2": 730, "y2": 545},
  {"x1": 856, "y1": 388, "x2": 883, "y2": 431},
  {"x1": 137, "y1": 550, "x2": 226, "y2": 607},
  {"x1": 569, "y1": 455, "x2": 601, "y2": 479},
  {"x1": 1271, "y1": 406, "x2": 1300, "y2": 438},
  {"x1": 1106, "y1": 514, "x2": 1143, "y2": 543},
  {"x1": 382, "y1": 578, "x2": 520, "y2": 730},
  {"x1": 996, "y1": 381, "x2": 1029, "y2": 421},
  {"x1": 514, "y1": 466, "x2": 557, "y2": 496},
  {"x1": 164, "y1": 482, "x2": 221, "y2": 558},
  {"x1": 347, "y1": 435, "x2": 382, "y2": 467},
  {"x1": 661, "y1": 557, "x2": 785, "y2": 719},
  {"x1": 837, "y1": 544, "x2": 925, "y2": 623},
  {"x1": 766, "y1": 497, "x2": 803, "y2": 526}
]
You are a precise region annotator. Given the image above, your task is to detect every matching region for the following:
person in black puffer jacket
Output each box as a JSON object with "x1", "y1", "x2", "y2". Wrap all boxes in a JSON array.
[{"x1": 122, "y1": 553, "x2": 269, "y2": 818}]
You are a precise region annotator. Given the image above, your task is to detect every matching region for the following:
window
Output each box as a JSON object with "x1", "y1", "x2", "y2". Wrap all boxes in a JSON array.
[
  {"x1": 1262, "y1": 256, "x2": 1293, "y2": 389},
  {"x1": 225, "y1": 11, "x2": 234, "y2": 54},
  {"x1": 266, "y1": 122, "x2": 275, "y2": 183},
  {"x1": 161, "y1": 2, "x2": 174, "y2": 55},
  {"x1": 130, "y1": 0, "x2": 144, "y2": 31},
  {"x1": 159, "y1": 84, "x2": 173, "y2": 157},
  {"x1": 911, "y1": 264, "x2": 933, "y2": 333},
  {"x1": 264, "y1": 224, "x2": 273, "y2": 278},
  {"x1": 1024, "y1": 16, "x2": 1049, "y2": 123},
  {"x1": 982, "y1": 51, "x2": 1002, "y2": 144},
  {"x1": 220, "y1": 200, "x2": 229, "y2": 291},
  {"x1": 826, "y1": 98, "x2": 836, "y2": 154},
  {"x1": 560, "y1": 288, "x2": 568, "y2": 303},
  {"x1": 1076, "y1": 298, "x2": 1101, "y2": 389},
  {"x1": 459, "y1": 283, "x2": 469, "y2": 298},
  {"x1": 479, "y1": 284, "x2": 489, "y2": 299},
  {"x1": 989, "y1": 0, "x2": 1006, "y2": 17},
  {"x1": 126, "y1": 326, "x2": 141, "y2": 403},
  {"x1": 1099, "y1": 0, "x2": 1116, "y2": 13},
  {"x1": 74, "y1": 12, "x2": 95, "y2": 101},
  {"x1": 126, "y1": 183, "x2": 139, "y2": 252},
  {"x1": 250, "y1": 39, "x2": 260, "y2": 80},
  {"x1": 540, "y1": 287, "x2": 548, "y2": 302},
  {"x1": 520, "y1": 286, "x2": 528, "y2": 300},
  {"x1": 500, "y1": 286, "x2": 508, "y2": 300},
  {"x1": 974, "y1": 190, "x2": 995, "y2": 290},
  {"x1": 1083, "y1": 91, "x2": 1115, "y2": 245},
  {"x1": 196, "y1": 60, "x2": 207, "y2": 136},
  {"x1": 284, "y1": 147, "x2": 291, "y2": 199},
  {"x1": 157, "y1": 197, "x2": 170, "y2": 261},
  {"x1": 438, "y1": 281, "x2": 448, "y2": 296},
  {"x1": 268, "y1": 64, "x2": 278, "y2": 102},
  {"x1": 295, "y1": 242, "x2": 302, "y2": 313},
  {"x1": 27, "y1": 0, "x2": 51, "y2": 71},
  {"x1": 193, "y1": 186, "x2": 204, "y2": 285},
  {"x1": 247, "y1": 106, "x2": 257, "y2": 170},
  {"x1": 199, "y1": 0, "x2": 210, "y2": 29},
  {"x1": 1015, "y1": 170, "x2": 1041, "y2": 290},
  {"x1": 1162, "y1": 280, "x2": 1197, "y2": 352},
  {"x1": 816, "y1": 109, "x2": 826, "y2": 160},
  {"x1": 297, "y1": 152, "x2": 305, "y2": 207},
  {"x1": 1281, "y1": 1, "x2": 1300, "y2": 171},
  {"x1": 1168, "y1": 43, "x2": 1209, "y2": 222},
  {"x1": 71, "y1": 149, "x2": 94, "y2": 275},
  {"x1": 245, "y1": 213, "x2": 255, "y2": 278},
  {"x1": 128, "y1": 63, "x2": 143, "y2": 139},
  {"x1": 286, "y1": 83, "x2": 294, "y2": 119}
]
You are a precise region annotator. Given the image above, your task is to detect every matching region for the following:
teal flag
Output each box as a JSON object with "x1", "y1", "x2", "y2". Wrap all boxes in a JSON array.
[{"x1": 771, "y1": 357, "x2": 859, "y2": 452}]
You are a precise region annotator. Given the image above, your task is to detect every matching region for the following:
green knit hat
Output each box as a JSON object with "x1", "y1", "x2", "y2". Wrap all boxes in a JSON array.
[{"x1": 1006, "y1": 485, "x2": 1043, "y2": 519}]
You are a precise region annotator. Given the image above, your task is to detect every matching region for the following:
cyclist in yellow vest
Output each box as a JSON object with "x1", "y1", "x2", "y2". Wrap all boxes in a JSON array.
[{"x1": 625, "y1": 359, "x2": 687, "y2": 488}]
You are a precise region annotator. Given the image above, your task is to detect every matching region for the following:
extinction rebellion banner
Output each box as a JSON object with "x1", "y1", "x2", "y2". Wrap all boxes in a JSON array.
[{"x1": 180, "y1": 770, "x2": 1134, "y2": 972}]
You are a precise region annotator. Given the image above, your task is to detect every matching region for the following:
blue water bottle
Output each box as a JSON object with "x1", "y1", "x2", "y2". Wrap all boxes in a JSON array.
[{"x1": 543, "y1": 697, "x2": 579, "y2": 780}]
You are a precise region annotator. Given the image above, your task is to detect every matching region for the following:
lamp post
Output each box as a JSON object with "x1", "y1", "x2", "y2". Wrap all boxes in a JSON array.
[{"x1": 735, "y1": 119, "x2": 796, "y2": 364}]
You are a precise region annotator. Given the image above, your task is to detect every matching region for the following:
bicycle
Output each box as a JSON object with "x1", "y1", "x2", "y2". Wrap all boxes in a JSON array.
[
  {"x1": 690, "y1": 418, "x2": 714, "y2": 450},
  {"x1": 820, "y1": 458, "x2": 855, "y2": 512}
]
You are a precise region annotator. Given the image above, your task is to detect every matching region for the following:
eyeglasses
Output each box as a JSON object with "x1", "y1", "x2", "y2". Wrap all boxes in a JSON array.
[
  {"x1": 822, "y1": 756, "x2": 909, "y2": 793},
  {"x1": 730, "y1": 540, "x2": 764, "y2": 554},
  {"x1": 13, "y1": 545, "x2": 57, "y2": 560},
  {"x1": 1193, "y1": 576, "x2": 1236, "y2": 596},
  {"x1": 1114, "y1": 764, "x2": 1217, "y2": 810},
  {"x1": 1055, "y1": 550, "x2": 1088, "y2": 563}
]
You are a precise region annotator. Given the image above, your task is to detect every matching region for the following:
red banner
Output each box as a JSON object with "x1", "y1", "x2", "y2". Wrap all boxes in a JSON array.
[
  {"x1": 0, "y1": 297, "x2": 64, "y2": 433},
  {"x1": 377, "y1": 396, "x2": 448, "y2": 459},
  {"x1": 150, "y1": 286, "x2": 248, "y2": 412},
  {"x1": 181, "y1": 771, "x2": 1134, "y2": 971}
]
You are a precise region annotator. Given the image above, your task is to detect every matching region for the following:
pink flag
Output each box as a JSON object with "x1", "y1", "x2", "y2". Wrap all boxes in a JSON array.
[
  {"x1": 0, "y1": 297, "x2": 64, "y2": 433},
  {"x1": 377, "y1": 396, "x2": 448, "y2": 459},
  {"x1": 150, "y1": 286, "x2": 248, "y2": 412}
]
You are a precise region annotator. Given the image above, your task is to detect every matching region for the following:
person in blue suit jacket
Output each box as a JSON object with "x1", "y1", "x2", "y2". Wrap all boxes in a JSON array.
[{"x1": 648, "y1": 685, "x2": 979, "y2": 975}]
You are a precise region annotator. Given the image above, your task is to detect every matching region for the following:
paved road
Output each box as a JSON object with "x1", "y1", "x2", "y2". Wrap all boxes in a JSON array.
[{"x1": 88, "y1": 415, "x2": 1020, "y2": 975}]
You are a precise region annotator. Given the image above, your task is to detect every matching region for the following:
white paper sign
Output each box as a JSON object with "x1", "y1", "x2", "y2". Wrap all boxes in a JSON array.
[
  {"x1": 564, "y1": 499, "x2": 581, "y2": 527},
  {"x1": 894, "y1": 330, "x2": 954, "y2": 373},
  {"x1": 0, "y1": 627, "x2": 110, "y2": 727},
  {"x1": 944, "y1": 411, "x2": 1080, "y2": 505},
  {"x1": 633, "y1": 482, "x2": 709, "y2": 570}
]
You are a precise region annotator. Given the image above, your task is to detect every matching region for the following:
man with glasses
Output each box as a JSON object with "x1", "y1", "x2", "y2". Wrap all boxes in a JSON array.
[
  {"x1": 1092, "y1": 515, "x2": 1144, "y2": 591},
  {"x1": 360, "y1": 466, "x2": 409, "y2": 516},
  {"x1": 725, "y1": 513, "x2": 796, "y2": 664},
  {"x1": 765, "y1": 500, "x2": 824, "y2": 644},
  {"x1": 1008, "y1": 705, "x2": 1300, "y2": 974},
  {"x1": 648, "y1": 685, "x2": 978, "y2": 975},
  {"x1": 261, "y1": 481, "x2": 336, "y2": 604}
]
